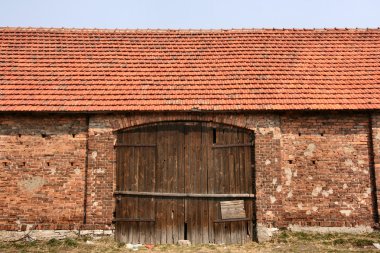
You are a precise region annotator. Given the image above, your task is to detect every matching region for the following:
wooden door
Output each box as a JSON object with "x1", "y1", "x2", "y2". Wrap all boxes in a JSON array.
[{"x1": 114, "y1": 122, "x2": 255, "y2": 244}]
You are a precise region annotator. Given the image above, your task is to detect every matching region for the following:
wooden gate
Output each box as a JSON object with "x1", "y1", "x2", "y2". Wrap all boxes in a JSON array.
[{"x1": 114, "y1": 122, "x2": 255, "y2": 244}]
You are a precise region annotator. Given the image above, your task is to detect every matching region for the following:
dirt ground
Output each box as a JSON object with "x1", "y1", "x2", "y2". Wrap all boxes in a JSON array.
[{"x1": 1, "y1": 231, "x2": 380, "y2": 252}]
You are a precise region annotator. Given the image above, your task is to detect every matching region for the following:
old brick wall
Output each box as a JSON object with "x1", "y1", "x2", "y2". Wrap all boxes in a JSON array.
[
  {"x1": 280, "y1": 112, "x2": 374, "y2": 228},
  {"x1": 0, "y1": 111, "x2": 377, "y2": 233},
  {"x1": 86, "y1": 112, "x2": 282, "y2": 229},
  {"x1": 0, "y1": 114, "x2": 87, "y2": 230},
  {"x1": 372, "y1": 112, "x2": 380, "y2": 221}
]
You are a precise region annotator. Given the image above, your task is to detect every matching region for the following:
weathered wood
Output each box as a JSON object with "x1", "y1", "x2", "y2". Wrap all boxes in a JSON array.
[
  {"x1": 212, "y1": 143, "x2": 253, "y2": 148},
  {"x1": 114, "y1": 191, "x2": 255, "y2": 198},
  {"x1": 167, "y1": 124, "x2": 177, "y2": 244},
  {"x1": 206, "y1": 124, "x2": 215, "y2": 243},
  {"x1": 113, "y1": 218, "x2": 155, "y2": 222},
  {"x1": 158, "y1": 125, "x2": 167, "y2": 243},
  {"x1": 177, "y1": 124, "x2": 185, "y2": 243},
  {"x1": 201, "y1": 123, "x2": 209, "y2": 243},
  {"x1": 115, "y1": 122, "x2": 255, "y2": 244},
  {"x1": 114, "y1": 143, "x2": 156, "y2": 148},
  {"x1": 220, "y1": 200, "x2": 246, "y2": 219}
]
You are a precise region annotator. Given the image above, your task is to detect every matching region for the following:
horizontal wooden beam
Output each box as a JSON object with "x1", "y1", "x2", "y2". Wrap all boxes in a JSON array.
[
  {"x1": 115, "y1": 143, "x2": 253, "y2": 148},
  {"x1": 212, "y1": 143, "x2": 253, "y2": 148},
  {"x1": 114, "y1": 191, "x2": 255, "y2": 198},
  {"x1": 114, "y1": 144, "x2": 156, "y2": 148},
  {"x1": 113, "y1": 218, "x2": 155, "y2": 222},
  {"x1": 214, "y1": 218, "x2": 252, "y2": 223}
]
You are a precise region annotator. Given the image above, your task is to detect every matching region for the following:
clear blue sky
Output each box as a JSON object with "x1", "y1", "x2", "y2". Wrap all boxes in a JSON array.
[{"x1": 0, "y1": 0, "x2": 379, "y2": 29}]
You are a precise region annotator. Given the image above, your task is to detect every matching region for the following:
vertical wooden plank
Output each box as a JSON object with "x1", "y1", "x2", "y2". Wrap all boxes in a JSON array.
[
  {"x1": 245, "y1": 199, "x2": 253, "y2": 243},
  {"x1": 170, "y1": 124, "x2": 183, "y2": 243},
  {"x1": 219, "y1": 127, "x2": 227, "y2": 195},
  {"x1": 120, "y1": 133, "x2": 128, "y2": 243},
  {"x1": 155, "y1": 124, "x2": 164, "y2": 244},
  {"x1": 237, "y1": 129, "x2": 245, "y2": 244},
  {"x1": 132, "y1": 130, "x2": 140, "y2": 243},
  {"x1": 121, "y1": 132, "x2": 129, "y2": 243},
  {"x1": 176, "y1": 124, "x2": 185, "y2": 243},
  {"x1": 127, "y1": 131, "x2": 135, "y2": 244},
  {"x1": 220, "y1": 128, "x2": 227, "y2": 244},
  {"x1": 137, "y1": 128, "x2": 144, "y2": 243},
  {"x1": 125, "y1": 131, "x2": 133, "y2": 243},
  {"x1": 230, "y1": 128, "x2": 238, "y2": 244},
  {"x1": 222, "y1": 128, "x2": 231, "y2": 245},
  {"x1": 214, "y1": 219, "x2": 222, "y2": 244},
  {"x1": 189, "y1": 124, "x2": 197, "y2": 244},
  {"x1": 183, "y1": 122, "x2": 202, "y2": 244},
  {"x1": 161, "y1": 124, "x2": 168, "y2": 244},
  {"x1": 184, "y1": 123, "x2": 191, "y2": 243},
  {"x1": 154, "y1": 196, "x2": 161, "y2": 244},
  {"x1": 115, "y1": 132, "x2": 122, "y2": 242},
  {"x1": 136, "y1": 127, "x2": 147, "y2": 243},
  {"x1": 244, "y1": 132, "x2": 253, "y2": 196},
  {"x1": 236, "y1": 129, "x2": 243, "y2": 194},
  {"x1": 151, "y1": 125, "x2": 158, "y2": 244},
  {"x1": 245, "y1": 130, "x2": 254, "y2": 242},
  {"x1": 229, "y1": 128, "x2": 236, "y2": 195},
  {"x1": 196, "y1": 123, "x2": 202, "y2": 244},
  {"x1": 173, "y1": 123, "x2": 181, "y2": 244},
  {"x1": 184, "y1": 124, "x2": 190, "y2": 243},
  {"x1": 200, "y1": 123, "x2": 209, "y2": 244},
  {"x1": 166, "y1": 124, "x2": 175, "y2": 244},
  {"x1": 115, "y1": 134, "x2": 120, "y2": 242},
  {"x1": 213, "y1": 126, "x2": 223, "y2": 244},
  {"x1": 207, "y1": 123, "x2": 215, "y2": 243},
  {"x1": 134, "y1": 125, "x2": 156, "y2": 244}
]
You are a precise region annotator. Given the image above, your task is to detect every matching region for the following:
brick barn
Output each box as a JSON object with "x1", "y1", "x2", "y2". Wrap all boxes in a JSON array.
[{"x1": 0, "y1": 27, "x2": 380, "y2": 244}]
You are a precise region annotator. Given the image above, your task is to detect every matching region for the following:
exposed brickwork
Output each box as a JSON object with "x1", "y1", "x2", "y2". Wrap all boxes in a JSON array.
[
  {"x1": 280, "y1": 112, "x2": 373, "y2": 227},
  {"x1": 86, "y1": 112, "x2": 282, "y2": 227},
  {"x1": 86, "y1": 115, "x2": 115, "y2": 227},
  {"x1": 0, "y1": 111, "x2": 378, "y2": 235},
  {"x1": 372, "y1": 112, "x2": 380, "y2": 219},
  {"x1": 0, "y1": 114, "x2": 87, "y2": 230}
]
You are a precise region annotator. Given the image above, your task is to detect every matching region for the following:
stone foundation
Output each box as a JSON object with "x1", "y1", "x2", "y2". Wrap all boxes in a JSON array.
[{"x1": 0, "y1": 229, "x2": 114, "y2": 241}]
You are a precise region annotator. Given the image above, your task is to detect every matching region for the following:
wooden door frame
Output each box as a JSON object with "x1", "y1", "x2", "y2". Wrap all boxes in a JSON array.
[{"x1": 114, "y1": 120, "x2": 257, "y2": 244}]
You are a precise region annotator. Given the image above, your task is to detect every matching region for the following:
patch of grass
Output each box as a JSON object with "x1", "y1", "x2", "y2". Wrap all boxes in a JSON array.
[
  {"x1": 332, "y1": 238, "x2": 346, "y2": 245},
  {"x1": 117, "y1": 242, "x2": 125, "y2": 248},
  {"x1": 313, "y1": 233, "x2": 336, "y2": 240},
  {"x1": 1, "y1": 232, "x2": 380, "y2": 252},
  {"x1": 157, "y1": 244, "x2": 174, "y2": 251},
  {"x1": 285, "y1": 231, "x2": 347, "y2": 242},
  {"x1": 350, "y1": 238, "x2": 374, "y2": 247},
  {"x1": 292, "y1": 231, "x2": 314, "y2": 241},
  {"x1": 77, "y1": 234, "x2": 92, "y2": 242},
  {"x1": 64, "y1": 237, "x2": 78, "y2": 247},
  {"x1": 278, "y1": 231, "x2": 290, "y2": 239},
  {"x1": 364, "y1": 232, "x2": 380, "y2": 241},
  {"x1": 275, "y1": 231, "x2": 291, "y2": 243},
  {"x1": 201, "y1": 243, "x2": 217, "y2": 250},
  {"x1": 12, "y1": 242, "x2": 27, "y2": 249},
  {"x1": 47, "y1": 238, "x2": 62, "y2": 247},
  {"x1": 330, "y1": 236, "x2": 376, "y2": 248}
]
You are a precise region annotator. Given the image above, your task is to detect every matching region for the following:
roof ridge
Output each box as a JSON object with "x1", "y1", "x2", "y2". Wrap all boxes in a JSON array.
[{"x1": 1, "y1": 26, "x2": 380, "y2": 33}]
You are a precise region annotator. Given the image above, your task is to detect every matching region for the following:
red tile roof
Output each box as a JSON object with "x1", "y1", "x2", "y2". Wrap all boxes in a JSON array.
[{"x1": 0, "y1": 27, "x2": 380, "y2": 112}]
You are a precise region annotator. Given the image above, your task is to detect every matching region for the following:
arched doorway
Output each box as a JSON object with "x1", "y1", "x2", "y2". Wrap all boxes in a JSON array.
[{"x1": 114, "y1": 121, "x2": 255, "y2": 244}]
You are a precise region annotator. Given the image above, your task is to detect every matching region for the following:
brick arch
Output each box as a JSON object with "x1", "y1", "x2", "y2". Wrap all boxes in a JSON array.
[
  {"x1": 87, "y1": 112, "x2": 281, "y2": 229},
  {"x1": 110, "y1": 113, "x2": 255, "y2": 132}
]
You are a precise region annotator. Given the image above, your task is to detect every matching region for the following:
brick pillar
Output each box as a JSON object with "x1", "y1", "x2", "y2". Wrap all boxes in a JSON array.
[{"x1": 371, "y1": 113, "x2": 380, "y2": 226}]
